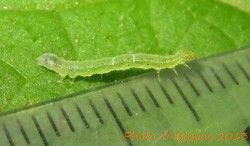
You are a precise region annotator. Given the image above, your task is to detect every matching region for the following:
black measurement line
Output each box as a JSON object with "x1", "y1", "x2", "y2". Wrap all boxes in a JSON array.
[
  {"x1": 209, "y1": 67, "x2": 226, "y2": 88},
  {"x1": 2, "y1": 124, "x2": 15, "y2": 146},
  {"x1": 46, "y1": 111, "x2": 60, "y2": 136},
  {"x1": 222, "y1": 63, "x2": 239, "y2": 85},
  {"x1": 117, "y1": 93, "x2": 133, "y2": 116},
  {"x1": 130, "y1": 88, "x2": 146, "y2": 112},
  {"x1": 89, "y1": 100, "x2": 104, "y2": 124},
  {"x1": 104, "y1": 98, "x2": 133, "y2": 146},
  {"x1": 74, "y1": 103, "x2": 90, "y2": 128},
  {"x1": 31, "y1": 116, "x2": 49, "y2": 146},
  {"x1": 17, "y1": 119, "x2": 30, "y2": 144},
  {"x1": 144, "y1": 85, "x2": 160, "y2": 108},
  {"x1": 157, "y1": 81, "x2": 174, "y2": 104},
  {"x1": 60, "y1": 107, "x2": 75, "y2": 132},
  {"x1": 183, "y1": 74, "x2": 200, "y2": 96},
  {"x1": 245, "y1": 126, "x2": 250, "y2": 143},
  {"x1": 171, "y1": 78, "x2": 200, "y2": 121},
  {"x1": 235, "y1": 61, "x2": 250, "y2": 82},
  {"x1": 197, "y1": 71, "x2": 213, "y2": 92}
]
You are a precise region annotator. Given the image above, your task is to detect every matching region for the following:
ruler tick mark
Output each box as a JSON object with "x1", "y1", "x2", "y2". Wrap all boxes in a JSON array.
[
  {"x1": 46, "y1": 111, "x2": 60, "y2": 136},
  {"x1": 74, "y1": 103, "x2": 90, "y2": 128},
  {"x1": 31, "y1": 116, "x2": 49, "y2": 146},
  {"x1": 60, "y1": 107, "x2": 75, "y2": 132},
  {"x1": 197, "y1": 71, "x2": 213, "y2": 92},
  {"x1": 131, "y1": 88, "x2": 146, "y2": 112},
  {"x1": 209, "y1": 67, "x2": 226, "y2": 88},
  {"x1": 171, "y1": 78, "x2": 200, "y2": 122},
  {"x1": 17, "y1": 119, "x2": 31, "y2": 144},
  {"x1": 2, "y1": 124, "x2": 15, "y2": 146},
  {"x1": 245, "y1": 126, "x2": 250, "y2": 143},
  {"x1": 235, "y1": 61, "x2": 250, "y2": 82},
  {"x1": 184, "y1": 74, "x2": 200, "y2": 96},
  {"x1": 89, "y1": 100, "x2": 104, "y2": 124},
  {"x1": 158, "y1": 81, "x2": 174, "y2": 104},
  {"x1": 104, "y1": 98, "x2": 133, "y2": 146},
  {"x1": 117, "y1": 93, "x2": 133, "y2": 116},
  {"x1": 144, "y1": 85, "x2": 160, "y2": 108},
  {"x1": 222, "y1": 63, "x2": 239, "y2": 85}
]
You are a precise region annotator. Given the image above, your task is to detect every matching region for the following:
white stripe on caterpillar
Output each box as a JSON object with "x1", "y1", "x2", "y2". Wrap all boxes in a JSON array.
[{"x1": 37, "y1": 49, "x2": 196, "y2": 78}]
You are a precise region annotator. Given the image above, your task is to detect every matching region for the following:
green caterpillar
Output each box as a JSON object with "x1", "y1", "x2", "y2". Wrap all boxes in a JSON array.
[{"x1": 37, "y1": 49, "x2": 196, "y2": 78}]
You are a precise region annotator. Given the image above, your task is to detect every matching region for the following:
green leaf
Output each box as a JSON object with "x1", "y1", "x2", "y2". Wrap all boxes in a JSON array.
[{"x1": 0, "y1": 0, "x2": 250, "y2": 112}]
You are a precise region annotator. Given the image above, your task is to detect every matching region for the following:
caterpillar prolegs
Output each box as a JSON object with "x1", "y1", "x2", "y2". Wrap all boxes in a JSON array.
[{"x1": 37, "y1": 49, "x2": 196, "y2": 78}]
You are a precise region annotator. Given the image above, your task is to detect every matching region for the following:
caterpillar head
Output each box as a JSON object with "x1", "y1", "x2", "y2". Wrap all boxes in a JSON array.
[
  {"x1": 176, "y1": 49, "x2": 197, "y2": 63},
  {"x1": 37, "y1": 53, "x2": 64, "y2": 72}
]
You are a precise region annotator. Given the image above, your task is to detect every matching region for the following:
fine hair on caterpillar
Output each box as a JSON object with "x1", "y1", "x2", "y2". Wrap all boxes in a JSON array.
[{"x1": 37, "y1": 49, "x2": 196, "y2": 79}]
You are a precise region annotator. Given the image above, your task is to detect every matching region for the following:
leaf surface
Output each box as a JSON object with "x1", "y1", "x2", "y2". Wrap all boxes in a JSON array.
[{"x1": 0, "y1": 0, "x2": 250, "y2": 111}]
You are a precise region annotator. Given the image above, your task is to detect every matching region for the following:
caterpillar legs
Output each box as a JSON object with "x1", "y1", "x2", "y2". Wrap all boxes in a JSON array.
[
  {"x1": 173, "y1": 68, "x2": 179, "y2": 76},
  {"x1": 57, "y1": 73, "x2": 67, "y2": 83},
  {"x1": 173, "y1": 63, "x2": 191, "y2": 75},
  {"x1": 69, "y1": 78, "x2": 75, "y2": 85},
  {"x1": 157, "y1": 70, "x2": 160, "y2": 78},
  {"x1": 157, "y1": 68, "x2": 179, "y2": 78},
  {"x1": 183, "y1": 63, "x2": 191, "y2": 69},
  {"x1": 57, "y1": 77, "x2": 75, "y2": 85},
  {"x1": 57, "y1": 77, "x2": 65, "y2": 83}
]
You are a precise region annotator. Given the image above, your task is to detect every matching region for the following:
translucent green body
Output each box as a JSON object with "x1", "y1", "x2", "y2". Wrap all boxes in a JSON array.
[{"x1": 37, "y1": 49, "x2": 196, "y2": 78}]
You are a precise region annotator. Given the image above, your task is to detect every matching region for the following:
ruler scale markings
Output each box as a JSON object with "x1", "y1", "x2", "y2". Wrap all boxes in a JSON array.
[
  {"x1": 245, "y1": 126, "x2": 250, "y2": 143},
  {"x1": 17, "y1": 119, "x2": 31, "y2": 144},
  {"x1": 74, "y1": 103, "x2": 90, "y2": 128},
  {"x1": 171, "y1": 78, "x2": 200, "y2": 122},
  {"x1": 144, "y1": 85, "x2": 160, "y2": 108},
  {"x1": 31, "y1": 116, "x2": 49, "y2": 146},
  {"x1": 183, "y1": 74, "x2": 200, "y2": 96},
  {"x1": 130, "y1": 88, "x2": 146, "y2": 112},
  {"x1": 0, "y1": 47, "x2": 249, "y2": 146},
  {"x1": 197, "y1": 71, "x2": 214, "y2": 92},
  {"x1": 235, "y1": 61, "x2": 250, "y2": 82},
  {"x1": 157, "y1": 81, "x2": 174, "y2": 104},
  {"x1": 46, "y1": 111, "x2": 60, "y2": 136},
  {"x1": 2, "y1": 123, "x2": 15, "y2": 146},
  {"x1": 60, "y1": 107, "x2": 75, "y2": 132},
  {"x1": 209, "y1": 67, "x2": 226, "y2": 88},
  {"x1": 103, "y1": 97, "x2": 133, "y2": 146},
  {"x1": 222, "y1": 63, "x2": 239, "y2": 85},
  {"x1": 117, "y1": 93, "x2": 133, "y2": 117},
  {"x1": 89, "y1": 100, "x2": 104, "y2": 124}
]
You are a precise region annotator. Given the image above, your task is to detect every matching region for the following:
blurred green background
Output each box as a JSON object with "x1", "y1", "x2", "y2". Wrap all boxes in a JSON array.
[{"x1": 0, "y1": 0, "x2": 250, "y2": 112}]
